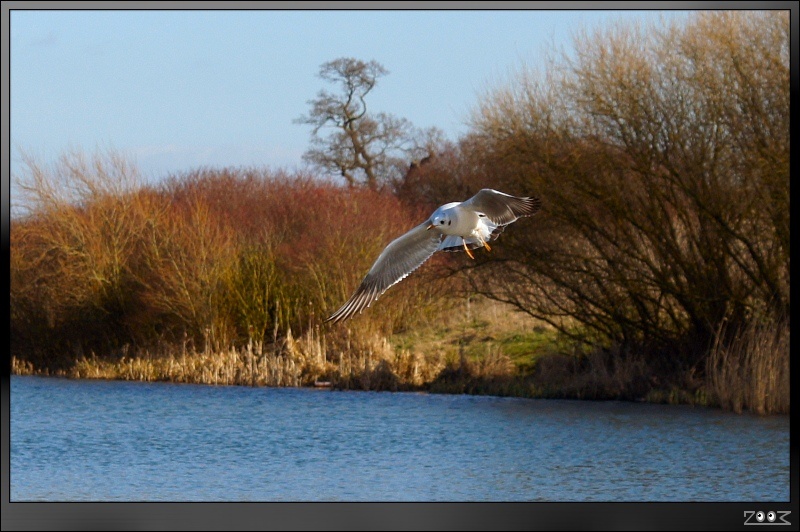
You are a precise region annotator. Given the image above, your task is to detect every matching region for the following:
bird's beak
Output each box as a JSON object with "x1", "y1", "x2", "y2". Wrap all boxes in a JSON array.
[{"x1": 426, "y1": 224, "x2": 435, "y2": 231}]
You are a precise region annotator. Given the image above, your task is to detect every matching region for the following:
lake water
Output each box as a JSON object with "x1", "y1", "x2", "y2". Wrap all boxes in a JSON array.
[{"x1": 10, "y1": 375, "x2": 789, "y2": 502}]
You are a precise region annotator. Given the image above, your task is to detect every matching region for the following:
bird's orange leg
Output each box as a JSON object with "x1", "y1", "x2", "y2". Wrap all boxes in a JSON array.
[
  {"x1": 463, "y1": 239, "x2": 475, "y2": 259},
  {"x1": 483, "y1": 241, "x2": 491, "y2": 252}
]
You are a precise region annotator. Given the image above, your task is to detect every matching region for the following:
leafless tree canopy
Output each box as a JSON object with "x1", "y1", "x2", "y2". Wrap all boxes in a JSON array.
[
  {"x1": 296, "y1": 57, "x2": 432, "y2": 190},
  {"x1": 460, "y1": 12, "x2": 789, "y2": 365}
]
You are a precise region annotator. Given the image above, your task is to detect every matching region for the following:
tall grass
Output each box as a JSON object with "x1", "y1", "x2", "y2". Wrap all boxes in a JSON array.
[
  {"x1": 16, "y1": 325, "x2": 445, "y2": 391},
  {"x1": 706, "y1": 315, "x2": 790, "y2": 414}
]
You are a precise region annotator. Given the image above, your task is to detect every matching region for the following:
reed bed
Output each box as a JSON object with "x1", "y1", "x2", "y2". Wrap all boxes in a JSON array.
[
  {"x1": 706, "y1": 316, "x2": 790, "y2": 415},
  {"x1": 26, "y1": 326, "x2": 446, "y2": 392}
]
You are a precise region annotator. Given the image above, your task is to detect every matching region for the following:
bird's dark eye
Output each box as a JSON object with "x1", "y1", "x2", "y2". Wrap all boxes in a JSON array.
[{"x1": 440, "y1": 220, "x2": 444, "y2": 224}]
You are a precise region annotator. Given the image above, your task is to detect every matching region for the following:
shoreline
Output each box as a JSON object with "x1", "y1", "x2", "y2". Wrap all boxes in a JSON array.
[
  {"x1": 11, "y1": 295, "x2": 789, "y2": 417},
  {"x1": 12, "y1": 358, "x2": 769, "y2": 415}
]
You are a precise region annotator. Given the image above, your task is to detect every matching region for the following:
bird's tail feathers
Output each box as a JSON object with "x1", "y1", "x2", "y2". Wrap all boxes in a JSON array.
[{"x1": 438, "y1": 235, "x2": 486, "y2": 252}]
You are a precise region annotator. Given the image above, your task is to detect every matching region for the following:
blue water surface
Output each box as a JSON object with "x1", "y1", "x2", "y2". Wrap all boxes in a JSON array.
[{"x1": 10, "y1": 375, "x2": 789, "y2": 501}]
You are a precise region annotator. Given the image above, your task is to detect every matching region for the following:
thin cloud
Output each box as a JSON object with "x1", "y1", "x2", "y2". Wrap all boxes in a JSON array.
[{"x1": 27, "y1": 30, "x2": 57, "y2": 48}]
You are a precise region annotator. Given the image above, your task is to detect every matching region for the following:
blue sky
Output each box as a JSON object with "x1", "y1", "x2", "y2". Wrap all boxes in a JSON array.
[{"x1": 11, "y1": 9, "x2": 684, "y2": 183}]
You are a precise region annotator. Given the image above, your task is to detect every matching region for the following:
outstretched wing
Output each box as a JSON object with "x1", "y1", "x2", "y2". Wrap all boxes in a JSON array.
[
  {"x1": 461, "y1": 189, "x2": 541, "y2": 226},
  {"x1": 326, "y1": 222, "x2": 442, "y2": 324}
]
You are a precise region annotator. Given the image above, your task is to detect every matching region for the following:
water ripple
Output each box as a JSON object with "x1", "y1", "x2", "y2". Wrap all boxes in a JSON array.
[{"x1": 11, "y1": 376, "x2": 789, "y2": 501}]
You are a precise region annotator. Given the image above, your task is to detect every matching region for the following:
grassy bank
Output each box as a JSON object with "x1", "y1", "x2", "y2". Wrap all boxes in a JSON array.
[{"x1": 12, "y1": 296, "x2": 789, "y2": 415}]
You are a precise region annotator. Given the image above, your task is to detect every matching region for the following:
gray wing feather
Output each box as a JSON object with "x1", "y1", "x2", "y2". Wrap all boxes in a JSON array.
[
  {"x1": 326, "y1": 222, "x2": 442, "y2": 324},
  {"x1": 462, "y1": 189, "x2": 541, "y2": 226}
]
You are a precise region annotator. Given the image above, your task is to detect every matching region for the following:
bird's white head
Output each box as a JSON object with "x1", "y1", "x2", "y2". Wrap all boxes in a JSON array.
[{"x1": 427, "y1": 211, "x2": 452, "y2": 231}]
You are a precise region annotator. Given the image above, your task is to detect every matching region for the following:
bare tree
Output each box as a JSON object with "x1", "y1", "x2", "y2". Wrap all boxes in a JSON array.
[
  {"x1": 296, "y1": 58, "x2": 425, "y2": 190},
  {"x1": 464, "y1": 12, "x2": 789, "y2": 366}
]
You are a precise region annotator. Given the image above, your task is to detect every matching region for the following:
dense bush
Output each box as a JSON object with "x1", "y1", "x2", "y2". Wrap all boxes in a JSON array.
[
  {"x1": 11, "y1": 154, "x2": 450, "y2": 370},
  {"x1": 456, "y1": 12, "x2": 788, "y2": 371}
]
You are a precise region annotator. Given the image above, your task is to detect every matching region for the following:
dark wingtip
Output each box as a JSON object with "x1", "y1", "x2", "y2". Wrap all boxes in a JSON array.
[
  {"x1": 324, "y1": 304, "x2": 349, "y2": 325},
  {"x1": 324, "y1": 307, "x2": 348, "y2": 325},
  {"x1": 325, "y1": 310, "x2": 349, "y2": 325},
  {"x1": 522, "y1": 196, "x2": 542, "y2": 216},
  {"x1": 324, "y1": 284, "x2": 378, "y2": 325}
]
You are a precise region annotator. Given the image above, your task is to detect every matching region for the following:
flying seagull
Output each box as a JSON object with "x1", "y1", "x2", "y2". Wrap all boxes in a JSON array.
[{"x1": 325, "y1": 189, "x2": 541, "y2": 324}]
